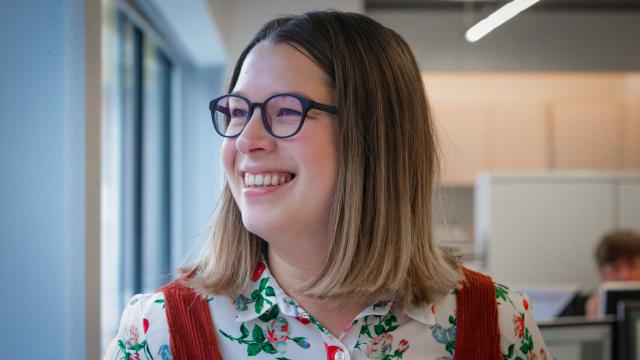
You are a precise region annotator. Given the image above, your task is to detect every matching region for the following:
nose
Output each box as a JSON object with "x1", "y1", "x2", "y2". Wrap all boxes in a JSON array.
[{"x1": 235, "y1": 106, "x2": 277, "y2": 154}]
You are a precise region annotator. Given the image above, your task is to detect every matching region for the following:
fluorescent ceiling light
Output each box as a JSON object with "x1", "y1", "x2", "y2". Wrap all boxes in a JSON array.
[{"x1": 465, "y1": 0, "x2": 540, "y2": 42}]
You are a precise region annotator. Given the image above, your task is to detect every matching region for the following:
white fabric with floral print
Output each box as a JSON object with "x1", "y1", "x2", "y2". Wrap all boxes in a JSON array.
[{"x1": 103, "y1": 261, "x2": 552, "y2": 360}]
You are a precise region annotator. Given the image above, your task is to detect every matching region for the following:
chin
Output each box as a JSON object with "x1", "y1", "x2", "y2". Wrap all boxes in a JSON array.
[{"x1": 241, "y1": 213, "x2": 280, "y2": 241}]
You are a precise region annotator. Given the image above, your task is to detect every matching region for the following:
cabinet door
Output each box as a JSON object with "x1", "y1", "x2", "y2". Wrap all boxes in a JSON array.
[
  {"x1": 489, "y1": 103, "x2": 548, "y2": 170},
  {"x1": 624, "y1": 76, "x2": 640, "y2": 169},
  {"x1": 551, "y1": 101, "x2": 623, "y2": 169},
  {"x1": 433, "y1": 103, "x2": 490, "y2": 185}
]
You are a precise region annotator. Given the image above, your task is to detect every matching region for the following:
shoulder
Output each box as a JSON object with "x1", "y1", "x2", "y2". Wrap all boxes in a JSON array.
[
  {"x1": 493, "y1": 282, "x2": 552, "y2": 360},
  {"x1": 429, "y1": 270, "x2": 551, "y2": 359},
  {"x1": 102, "y1": 292, "x2": 171, "y2": 360}
]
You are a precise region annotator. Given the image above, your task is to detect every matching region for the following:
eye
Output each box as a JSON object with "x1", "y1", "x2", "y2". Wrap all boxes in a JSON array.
[
  {"x1": 231, "y1": 108, "x2": 248, "y2": 118},
  {"x1": 277, "y1": 108, "x2": 302, "y2": 117}
]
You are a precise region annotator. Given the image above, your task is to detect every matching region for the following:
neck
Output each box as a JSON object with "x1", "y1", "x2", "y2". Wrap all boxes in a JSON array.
[
  {"x1": 267, "y1": 243, "x2": 321, "y2": 296},
  {"x1": 267, "y1": 244, "x2": 370, "y2": 337}
]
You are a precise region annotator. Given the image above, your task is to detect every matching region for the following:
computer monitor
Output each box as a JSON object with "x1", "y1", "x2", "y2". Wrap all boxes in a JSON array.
[
  {"x1": 539, "y1": 316, "x2": 615, "y2": 360},
  {"x1": 599, "y1": 281, "x2": 640, "y2": 316},
  {"x1": 617, "y1": 300, "x2": 640, "y2": 360},
  {"x1": 516, "y1": 284, "x2": 580, "y2": 321}
]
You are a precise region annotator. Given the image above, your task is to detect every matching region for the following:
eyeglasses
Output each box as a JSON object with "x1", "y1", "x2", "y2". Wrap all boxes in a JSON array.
[{"x1": 209, "y1": 93, "x2": 338, "y2": 139}]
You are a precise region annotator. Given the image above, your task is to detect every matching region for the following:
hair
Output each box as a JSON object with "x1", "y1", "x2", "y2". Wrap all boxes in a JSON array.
[
  {"x1": 185, "y1": 10, "x2": 462, "y2": 308},
  {"x1": 595, "y1": 229, "x2": 640, "y2": 268}
]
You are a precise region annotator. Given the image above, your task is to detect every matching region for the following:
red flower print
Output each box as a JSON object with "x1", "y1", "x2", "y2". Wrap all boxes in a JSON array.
[
  {"x1": 125, "y1": 325, "x2": 140, "y2": 348},
  {"x1": 513, "y1": 314, "x2": 525, "y2": 339},
  {"x1": 252, "y1": 262, "x2": 266, "y2": 282},
  {"x1": 267, "y1": 317, "x2": 289, "y2": 345},
  {"x1": 325, "y1": 342, "x2": 344, "y2": 360},
  {"x1": 365, "y1": 333, "x2": 393, "y2": 358},
  {"x1": 398, "y1": 339, "x2": 410, "y2": 354},
  {"x1": 143, "y1": 318, "x2": 149, "y2": 334},
  {"x1": 295, "y1": 315, "x2": 311, "y2": 325},
  {"x1": 523, "y1": 298, "x2": 529, "y2": 311}
]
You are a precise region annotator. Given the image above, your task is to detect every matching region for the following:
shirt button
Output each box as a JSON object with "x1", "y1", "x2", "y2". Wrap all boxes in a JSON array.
[{"x1": 334, "y1": 350, "x2": 346, "y2": 360}]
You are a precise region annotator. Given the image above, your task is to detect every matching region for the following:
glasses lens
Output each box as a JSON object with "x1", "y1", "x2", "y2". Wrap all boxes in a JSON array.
[
  {"x1": 265, "y1": 95, "x2": 304, "y2": 137},
  {"x1": 213, "y1": 96, "x2": 249, "y2": 137}
]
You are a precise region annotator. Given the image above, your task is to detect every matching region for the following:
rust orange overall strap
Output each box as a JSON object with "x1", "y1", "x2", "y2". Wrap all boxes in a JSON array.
[
  {"x1": 454, "y1": 267, "x2": 502, "y2": 360},
  {"x1": 161, "y1": 276, "x2": 223, "y2": 360}
]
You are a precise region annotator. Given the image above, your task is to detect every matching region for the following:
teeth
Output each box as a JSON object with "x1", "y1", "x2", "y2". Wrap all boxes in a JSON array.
[{"x1": 244, "y1": 173, "x2": 294, "y2": 187}]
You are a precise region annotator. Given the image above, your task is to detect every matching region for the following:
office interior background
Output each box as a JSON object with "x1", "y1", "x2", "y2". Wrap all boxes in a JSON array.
[{"x1": 1, "y1": 0, "x2": 639, "y2": 358}]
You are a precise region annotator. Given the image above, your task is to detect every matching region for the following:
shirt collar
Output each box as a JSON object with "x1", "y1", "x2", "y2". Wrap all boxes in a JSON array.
[
  {"x1": 234, "y1": 260, "x2": 280, "y2": 322},
  {"x1": 404, "y1": 302, "x2": 436, "y2": 325},
  {"x1": 233, "y1": 260, "x2": 437, "y2": 327}
]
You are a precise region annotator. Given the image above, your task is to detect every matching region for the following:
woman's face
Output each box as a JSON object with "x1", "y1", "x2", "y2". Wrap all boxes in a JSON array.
[{"x1": 221, "y1": 41, "x2": 337, "y2": 244}]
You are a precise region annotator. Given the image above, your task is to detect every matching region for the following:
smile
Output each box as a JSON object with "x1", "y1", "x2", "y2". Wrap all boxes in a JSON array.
[{"x1": 243, "y1": 172, "x2": 295, "y2": 188}]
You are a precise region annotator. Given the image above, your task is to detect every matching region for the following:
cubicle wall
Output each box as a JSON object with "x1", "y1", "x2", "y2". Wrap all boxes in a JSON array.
[{"x1": 475, "y1": 173, "x2": 640, "y2": 292}]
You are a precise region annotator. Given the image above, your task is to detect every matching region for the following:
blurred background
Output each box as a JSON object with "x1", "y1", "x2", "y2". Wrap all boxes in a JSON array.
[{"x1": 1, "y1": 0, "x2": 639, "y2": 358}]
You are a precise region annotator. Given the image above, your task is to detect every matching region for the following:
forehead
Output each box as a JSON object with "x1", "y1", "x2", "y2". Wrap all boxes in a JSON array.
[{"x1": 232, "y1": 41, "x2": 332, "y2": 101}]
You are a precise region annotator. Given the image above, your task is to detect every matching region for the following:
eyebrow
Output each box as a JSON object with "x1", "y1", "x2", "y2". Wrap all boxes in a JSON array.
[{"x1": 230, "y1": 90, "x2": 315, "y2": 100}]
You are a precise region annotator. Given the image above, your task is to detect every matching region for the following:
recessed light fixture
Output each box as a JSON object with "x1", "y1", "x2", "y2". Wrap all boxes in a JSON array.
[{"x1": 465, "y1": 0, "x2": 540, "y2": 42}]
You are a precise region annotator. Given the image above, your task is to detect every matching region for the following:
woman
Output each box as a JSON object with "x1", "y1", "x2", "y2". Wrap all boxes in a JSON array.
[{"x1": 104, "y1": 11, "x2": 550, "y2": 360}]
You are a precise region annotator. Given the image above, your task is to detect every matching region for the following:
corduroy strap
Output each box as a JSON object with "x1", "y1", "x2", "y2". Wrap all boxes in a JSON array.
[
  {"x1": 454, "y1": 267, "x2": 502, "y2": 360},
  {"x1": 161, "y1": 275, "x2": 223, "y2": 360}
]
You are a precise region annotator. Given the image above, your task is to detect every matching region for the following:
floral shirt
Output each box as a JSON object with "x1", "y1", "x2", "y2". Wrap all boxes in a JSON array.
[{"x1": 103, "y1": 261, "x2": 551, "y2": 360}]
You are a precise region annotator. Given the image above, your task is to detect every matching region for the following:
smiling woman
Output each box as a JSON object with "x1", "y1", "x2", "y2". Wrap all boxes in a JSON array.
[{"x1": 103, "y1": 10, "x2": 551, "y2": 360}]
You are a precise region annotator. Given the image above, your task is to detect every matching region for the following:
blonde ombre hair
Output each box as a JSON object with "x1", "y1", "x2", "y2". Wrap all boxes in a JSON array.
[{"x1": 186, "y1": 11, "x2": 462, "y2": 308}]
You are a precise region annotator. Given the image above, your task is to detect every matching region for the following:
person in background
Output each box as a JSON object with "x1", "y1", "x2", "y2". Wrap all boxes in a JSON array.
[
  {"x1": 104, "y1": 11, "x2": 550, "y2": 359},
  {"x1": 586, "y1": 230, "x2": 640, "y2": 317}
]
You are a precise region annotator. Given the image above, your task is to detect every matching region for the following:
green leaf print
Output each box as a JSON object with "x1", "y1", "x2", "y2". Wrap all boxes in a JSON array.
[
  {"x1": 503, "y1": 344, "x2": 515, "y2": 359},
  {"x1": 495, "y1": 283, "x2": 509, "y2": 302},
  {"x1": 255, "y1": 297, "x2": 265, "y2": 314},
  {"x1": 259, "y1": 277, "x2": 269, "y2": 291},
  {"x1": 252, "y1": 324, "x2": 265, "y2": 343},
  {"x1": 262, "y1": 342, "x2": 278, "y2": 354},
  {"x1": 360, "y1": 317, "x2": 373, "y2": 338},
  {"x1": 220, "y1": 318, "x2": 310, "y2": 357},
  {"x1": 520, "y1": 328, "x2": 533, "y2": 354},
  {"x1": 384, "y1": 314, "x2": 397, "y2": 326},
  {"x1": 374, "y1": 324, "x2": 386, "y2": 336},
  {"x1": 265, "y1": 286, "x2": 276, "y2": 297},
  {"x1": 247, "y1": 343, "x2": 262, "y2": 356},
  {"x1": 154, "y1": 299, "x2": 165, "y2": 308},
  {"x1": 445, "y1": 340, "x2": 455, "y2": 355},
  {"x1": 259, "y1": 305, "x2": 280, "y2": 322},
  {"x1": 240, "y1": 323, "x2": 250, "y2": 339}
]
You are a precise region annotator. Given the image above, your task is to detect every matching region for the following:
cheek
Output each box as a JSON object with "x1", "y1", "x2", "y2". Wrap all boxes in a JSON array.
[
  {"x1": 294, "y1": 132, "x2": 337, "y2": 182},
  {"x1": 220, "y1": 139, "x2": 236, "y2": 179}
]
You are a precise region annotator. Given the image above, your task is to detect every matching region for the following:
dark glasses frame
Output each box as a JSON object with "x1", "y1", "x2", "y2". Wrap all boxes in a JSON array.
[{"x1": 208, "y1": 92, "x2": 338, "y2": 139}]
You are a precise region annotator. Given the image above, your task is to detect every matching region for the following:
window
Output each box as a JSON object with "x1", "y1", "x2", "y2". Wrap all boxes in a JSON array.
[{"x1": 101, "y1": 1, "x2": 173, "y2": 349}]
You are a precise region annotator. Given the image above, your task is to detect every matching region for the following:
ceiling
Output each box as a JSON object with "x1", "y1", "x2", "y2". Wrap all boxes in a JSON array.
[{"x1": 366, "y1": 0, "x2": 640, "y2": 11}]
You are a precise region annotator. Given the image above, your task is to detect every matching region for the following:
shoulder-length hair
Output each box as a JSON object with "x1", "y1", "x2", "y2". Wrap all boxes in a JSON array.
[{"x1": 186, "y1": 10, "x2": 462, "y2": 308}]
